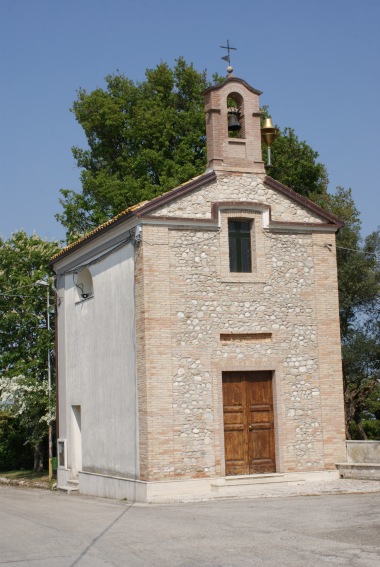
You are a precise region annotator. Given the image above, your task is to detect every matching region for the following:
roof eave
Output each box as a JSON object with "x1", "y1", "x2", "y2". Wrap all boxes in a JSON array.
[
  {"x1": 50, "y1": 170, "x2": 217, "y2": 266},
  {"x1": 264, "y1": 176, "x2": 344, "y2": 229},
  {"x1": 49, "y1": 209, "x2": 137, "y2": 267}
]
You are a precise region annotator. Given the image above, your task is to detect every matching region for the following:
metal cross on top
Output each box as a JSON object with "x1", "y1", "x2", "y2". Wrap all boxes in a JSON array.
[{"x1": 220, "y1": 40, "x2": 237, "y2": 66}]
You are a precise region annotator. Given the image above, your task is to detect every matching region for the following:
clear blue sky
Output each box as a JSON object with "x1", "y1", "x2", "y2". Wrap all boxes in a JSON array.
[{"x1": 1, "y1": 0, "x2": 379, "y2": 243}]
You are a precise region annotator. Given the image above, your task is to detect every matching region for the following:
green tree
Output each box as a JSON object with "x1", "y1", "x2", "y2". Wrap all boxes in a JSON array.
[
  {"x1": 0, "y1": 231, "x2": 60, "y2": 470},
  {"x1": 342, "y1": 326, "x2": 380, "y2": 439},
  {"x1": 57, "y1": 59, "x2": 328, "y2": 240},
  {"x1": 0, "y1": 410, "x2": 34, "y2": 470},
  {"x1": 261, "y1": 106, "x2": 329, "y2": 199},
  {"x1": 340, "y1": 228, "x2": 380, "y2": 438},
  {"x1": 315, "y1": 188, "x2": 379, "y2": 336},
  {"x1": 268, "y1": 127, "x2": 329, "y2": 198},
  {"x1": 0, "y1": 376, "x2": 52, "y2": 470},
  {"x1": 57, "y1": 58, "x2": 213, "y2": 240}
]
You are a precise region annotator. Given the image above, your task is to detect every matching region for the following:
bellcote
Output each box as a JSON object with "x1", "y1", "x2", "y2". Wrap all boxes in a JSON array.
[{"x1": 203, "y1": 77, "x2": 265, "y2": 174}]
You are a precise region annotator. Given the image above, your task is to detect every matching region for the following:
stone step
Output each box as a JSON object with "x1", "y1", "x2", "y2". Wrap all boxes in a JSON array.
[
  {"x1": 211, "y1": 473, "x2": 289, "y2": 488},
  {"x1": 209, "y1": 473, "x2": 309, "y2": 496},
  {"x1": 58, "y1": 479, "x2": 79, "y2": 494}
]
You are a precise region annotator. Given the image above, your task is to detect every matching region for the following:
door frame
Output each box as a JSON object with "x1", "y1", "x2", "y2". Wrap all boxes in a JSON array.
[
  {"x1": 217, "y1": 364, "x2": 283, "y2": 477},
  {"x1": 71, "y1": 405, "x2": 82, "y2": 478}
]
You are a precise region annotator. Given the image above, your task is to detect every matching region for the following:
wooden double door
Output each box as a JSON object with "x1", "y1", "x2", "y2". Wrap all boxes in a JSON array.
[{"x1": 223, "y1": 371, "x2": 276, "y2": 476}]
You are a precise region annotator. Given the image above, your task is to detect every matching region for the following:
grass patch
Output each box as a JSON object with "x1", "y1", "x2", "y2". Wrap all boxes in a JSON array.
[
  {"x1": 0, "y1": 470, "x2": 56, "y2": 488},
  {"x1": 1, "y1": 470, "x2": 49, "y2": 481}
]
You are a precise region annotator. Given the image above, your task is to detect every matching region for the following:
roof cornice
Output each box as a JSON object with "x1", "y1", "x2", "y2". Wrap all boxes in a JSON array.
[
  {"x1": 264, "y1": 176, "x2": 344, "y2": 228},
  {"x1": 203, "y1": 77, "x2": 262, "y2": 96}
]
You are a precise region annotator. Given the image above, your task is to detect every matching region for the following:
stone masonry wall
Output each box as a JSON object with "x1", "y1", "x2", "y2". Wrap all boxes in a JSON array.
[
  {"x1": 136, "y1": 172, "x2": 346, "y2": 480},
  {"x1": 153, "y1": 172, "x2": 325, "y2": 224}
]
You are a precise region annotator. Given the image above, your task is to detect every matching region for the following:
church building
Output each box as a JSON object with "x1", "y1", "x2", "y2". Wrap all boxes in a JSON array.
[{"x1": 51, "y1": 71, "x2": 346, "y2": 502}]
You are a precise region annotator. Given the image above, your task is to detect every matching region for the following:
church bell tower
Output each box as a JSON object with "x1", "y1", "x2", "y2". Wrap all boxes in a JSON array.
[{"x1": 203, "y1": 76, "x2": 266, "y2": 174}]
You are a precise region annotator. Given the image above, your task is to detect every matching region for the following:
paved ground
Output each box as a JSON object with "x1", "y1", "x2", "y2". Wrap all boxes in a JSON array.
[{"x1": 0, "y1": 481, "x2": 380, "y2": 566}]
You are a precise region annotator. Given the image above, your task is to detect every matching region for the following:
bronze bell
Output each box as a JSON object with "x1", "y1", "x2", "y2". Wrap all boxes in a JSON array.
[
  {"x1": 228, "y1": 110, "x2": 241, "y2": 131},
  {"x1": 261, "y1": 117, "x2": 279, "y2": 167},
  {"x1": 261, "y1": 118, "x2": 278, "y2": 147}
]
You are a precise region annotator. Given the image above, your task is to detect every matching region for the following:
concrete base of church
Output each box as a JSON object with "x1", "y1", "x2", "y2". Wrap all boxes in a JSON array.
[{"x1": 57, "y1": 468, "x2": 340, "y2": 503}]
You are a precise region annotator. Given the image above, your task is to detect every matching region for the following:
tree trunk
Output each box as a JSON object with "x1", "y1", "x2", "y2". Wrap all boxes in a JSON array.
[
  {"x1": 356, "y1": 420, "x2": 368, "y2": 440},
  {"x1": 344, "y1": 394, "x2": 355, "y2": 439},
  {"x1": 34, "y1": 443, "x2": 44, "y2": 471}
]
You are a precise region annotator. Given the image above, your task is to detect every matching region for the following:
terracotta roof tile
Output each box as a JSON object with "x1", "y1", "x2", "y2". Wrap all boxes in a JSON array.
[
  {"x1": 51, "y1": 200, "x2": 148, "y2": 261},
  {"x1": 51, "y1": 172, "x2": 214, "y2": 263}
]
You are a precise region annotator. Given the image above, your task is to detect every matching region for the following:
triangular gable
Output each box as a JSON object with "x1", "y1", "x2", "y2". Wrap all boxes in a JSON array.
[
  {"x1": 51, "y1": 170, "x2": 342, "y2": 264},
  {"x1": 131, "y1": 173, "x2": 342, "y2": 227},
  {"x1": 263, "y1": 176, "x2": 343, "y2": 228}
]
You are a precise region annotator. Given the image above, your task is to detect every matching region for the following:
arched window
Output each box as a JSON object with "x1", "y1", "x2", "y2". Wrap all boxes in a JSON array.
[
  {"x1": 227, "y1": 92, "x2": 245, "y2": 138},
  {"x1": 75, "y1": 267, "x2": 93, "y2": 300}
]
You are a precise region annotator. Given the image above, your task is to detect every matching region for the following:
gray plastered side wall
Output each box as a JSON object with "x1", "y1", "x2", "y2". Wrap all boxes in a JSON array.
[{"x1": 56, "y1": 244, "x2": 140, "y2": 480}]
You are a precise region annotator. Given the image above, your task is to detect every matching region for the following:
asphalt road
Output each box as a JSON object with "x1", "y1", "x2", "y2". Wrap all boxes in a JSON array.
[{"x1": 0, "y1": 485, "x2": 379, "y2": 566}]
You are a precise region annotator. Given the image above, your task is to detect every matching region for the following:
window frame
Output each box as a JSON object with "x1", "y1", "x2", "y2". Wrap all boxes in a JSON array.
[
  {"x1": 228, "y1": 219, "x2": 252, "y2": 273},
  {"x1": 219, "y1": 207, "x2": 268, "y2": 283}
]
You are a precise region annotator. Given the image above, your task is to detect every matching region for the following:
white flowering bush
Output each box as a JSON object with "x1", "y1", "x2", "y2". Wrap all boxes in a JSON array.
[{"x1": 0, "y1": 375, "x2": 55, "y2": 450}]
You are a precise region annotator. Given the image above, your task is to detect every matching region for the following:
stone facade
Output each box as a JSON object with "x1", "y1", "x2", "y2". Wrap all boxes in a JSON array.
[
  {"x1": 153, "y1": 174, "x2": 325, "y2": 224},
  {"x1": 135, "y1": 170, "x2": 346, "y2": 481}
]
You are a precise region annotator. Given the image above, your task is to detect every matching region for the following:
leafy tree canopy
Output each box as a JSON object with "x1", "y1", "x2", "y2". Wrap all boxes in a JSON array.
[
  {"x1": 0, "y1": 231, "x2": 59, "y2": 378},
  {"x1": 57, "y1": 58, "x2": 212, "y2": 240}
]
